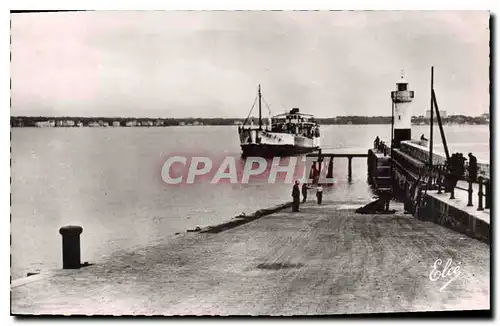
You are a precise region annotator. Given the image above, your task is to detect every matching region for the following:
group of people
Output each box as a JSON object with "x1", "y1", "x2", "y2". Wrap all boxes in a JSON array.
[
  {"x1": 291, "y1": 180, "x2": 323, "y2": 212},
  {"x1": 441, "y1": 152, "x2": 479, "y2": 192},
  {"x1": 373, "y1": 136, "x2": 387, "y2": 153},
  {"x1": 446, "y1": 152, "x2": 478, "y2": 177},
  {"x1": 271, "y1": 123, "x2": 320, "y2": 139}
]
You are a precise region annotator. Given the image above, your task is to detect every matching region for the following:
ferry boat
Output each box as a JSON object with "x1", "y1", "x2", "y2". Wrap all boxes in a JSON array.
[{"x1": 238, "y1": 85, "x2": 321, "y2": 157}]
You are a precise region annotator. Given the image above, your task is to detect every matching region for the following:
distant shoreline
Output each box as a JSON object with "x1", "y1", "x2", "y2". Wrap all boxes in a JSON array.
[
  {"x1": 10, "y1": 115, "x2": 490, "y2": 127},
  {"x1": 9, "y1": 123, "x2": 490, "y2": 128}
]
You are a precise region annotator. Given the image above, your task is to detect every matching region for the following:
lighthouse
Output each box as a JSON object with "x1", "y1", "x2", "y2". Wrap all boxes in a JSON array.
[{"x1": 391, "y1": 71, "x2": 414, "y2": 148}]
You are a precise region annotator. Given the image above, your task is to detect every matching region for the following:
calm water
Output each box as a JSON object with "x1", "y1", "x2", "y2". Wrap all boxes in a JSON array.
[{"x1": 11, "y1": 124, "x2": 489, "y2": 279}]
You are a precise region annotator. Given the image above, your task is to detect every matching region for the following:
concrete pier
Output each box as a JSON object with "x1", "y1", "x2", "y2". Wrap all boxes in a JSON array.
[
  {"x1": 420, "y1": 188, "x2": 490, "y2": 244},
  {"x1": 367, "y1": 137, "x2": 491, "y2": 246},
  {"x1": 11, "y1": 199, "x2": 489, "y2": 316}
]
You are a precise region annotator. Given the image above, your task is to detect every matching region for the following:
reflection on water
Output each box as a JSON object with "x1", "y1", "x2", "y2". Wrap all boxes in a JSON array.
[{"x1": 10, "y1": 124, "x2": 489, "y2": 278}]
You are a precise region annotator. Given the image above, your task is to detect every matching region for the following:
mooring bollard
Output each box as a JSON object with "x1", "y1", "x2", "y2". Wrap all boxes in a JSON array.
[
  {"x1": 437, "y1": 166, "x2": 442, "y2": 194},
  {"x1": 477, "y1": 177, "x2": 484, "y2": 211},
  {"x1": 467, "y1": 177, "x2": 473, "y2": 207},
  {"x1": 59, "y1": 225, "x2": 83, "y2": 269},
  {"x1": 348, "y1": 157, "x2": 353, "y2": 182}
]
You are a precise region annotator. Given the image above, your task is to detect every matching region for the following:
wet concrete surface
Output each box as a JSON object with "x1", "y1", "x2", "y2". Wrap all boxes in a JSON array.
[{"x1": 11, "y1": 200, "x2": 490, "y2": 315}]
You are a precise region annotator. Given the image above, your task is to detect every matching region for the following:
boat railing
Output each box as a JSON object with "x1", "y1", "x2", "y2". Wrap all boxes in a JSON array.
[{"x1": 239, "y1": 125, "x2": 270, "y2": 131}]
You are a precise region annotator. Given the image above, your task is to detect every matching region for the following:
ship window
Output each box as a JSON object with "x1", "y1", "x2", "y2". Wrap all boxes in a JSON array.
[
  {"x1": 397, "y1": 83, "x2": 407, "y2": 91},
  {"x1": 398, "y1": 115, "x2": 401, "y2": 120}
]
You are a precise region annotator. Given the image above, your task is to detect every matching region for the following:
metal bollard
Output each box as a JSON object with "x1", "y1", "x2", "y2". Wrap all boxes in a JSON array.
[
  {"x1": 467, "y1": 177, "x2": 473, "y2": 207},
  {"x1": 477, "y1": 177, "x2": 484, "y2": 211},
  {"x1": 437, "y1": 166, "x2": 442, "y2": 194},
  {"x1": 59, "y1": 225, "x2": 83, "y2": 269}
]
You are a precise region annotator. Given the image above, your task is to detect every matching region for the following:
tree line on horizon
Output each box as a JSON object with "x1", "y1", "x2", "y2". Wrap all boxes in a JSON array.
[{"x1": 10, "y1": 114, "x2": 489, "y2": 127}]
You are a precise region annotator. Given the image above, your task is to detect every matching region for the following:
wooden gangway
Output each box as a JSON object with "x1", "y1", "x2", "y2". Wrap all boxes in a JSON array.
[{"x1": 306, "y1": 150, "x2": 368, "y2": 182}]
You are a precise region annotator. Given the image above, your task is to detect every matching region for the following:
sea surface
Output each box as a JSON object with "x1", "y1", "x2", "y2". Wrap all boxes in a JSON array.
[{"x1": 11, "y1": 124, "x2": 489, "y2": 279}]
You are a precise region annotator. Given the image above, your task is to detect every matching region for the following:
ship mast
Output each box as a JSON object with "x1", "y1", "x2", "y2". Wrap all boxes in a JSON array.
[{"x1": 258, "y1": 84, "x2": 262, "y2": 130}]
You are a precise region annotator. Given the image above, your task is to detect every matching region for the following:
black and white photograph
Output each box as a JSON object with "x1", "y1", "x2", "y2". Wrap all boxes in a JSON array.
[{"x1": 9, "y1": 9, "x2": 491, "y2": 316}]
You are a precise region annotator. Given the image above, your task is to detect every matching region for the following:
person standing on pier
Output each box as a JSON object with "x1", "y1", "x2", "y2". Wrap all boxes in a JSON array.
[
  {"x1": 316, "y1": 185, "x2": 323, "y2": 205},
  {"x1": 468, "y1": 153, "x2": 478, "y2": 182},
  {"x1": 374, "y1": 136, "x2": 380, "y2": 149},
  {"x1": 302, "y1": 183, "x2": 308, "y2": 203},
  {"x1": 292, "y1": 180, "x2": 301, "y2": 212}
]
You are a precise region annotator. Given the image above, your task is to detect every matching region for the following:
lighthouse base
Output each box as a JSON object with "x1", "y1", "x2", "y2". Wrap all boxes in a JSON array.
[{"x1": 393, "y1": 129, "x2": 411, "y2": 148}]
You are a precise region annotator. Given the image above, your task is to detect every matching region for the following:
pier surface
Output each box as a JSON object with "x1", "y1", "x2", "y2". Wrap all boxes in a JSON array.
[{"x1": 11, "y1": 200, "x2": 489, "y2": 315}]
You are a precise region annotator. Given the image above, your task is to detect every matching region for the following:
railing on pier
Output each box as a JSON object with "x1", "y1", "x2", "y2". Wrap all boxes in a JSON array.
[
  {"x1": 372, "y1": 136, "x2": 490, "y2": 212},
  {"x1": 419, "y1": 164, "x2": 491, "y2": 211}
]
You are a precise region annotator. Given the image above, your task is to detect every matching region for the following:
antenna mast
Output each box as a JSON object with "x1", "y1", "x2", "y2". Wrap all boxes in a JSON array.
[{"x1": 258, "y1": 84, "x2": 262, "y2": 130}]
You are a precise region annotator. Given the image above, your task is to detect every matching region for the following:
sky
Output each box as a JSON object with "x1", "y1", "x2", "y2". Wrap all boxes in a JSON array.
[{"x1": 11, "y1": 11, "x2": 490, "y2": 118}]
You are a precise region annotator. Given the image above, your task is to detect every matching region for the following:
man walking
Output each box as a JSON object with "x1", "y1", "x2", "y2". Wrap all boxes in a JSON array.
[
  {"x1": 292, "y1": 180, "x2": 301, "y2": 212},
  {"x1": 301, "y1": 183, "x2": 308, "y2": 203},
  {"x1": 316, "y1": 184, "x2": 323, "y2": 205}
]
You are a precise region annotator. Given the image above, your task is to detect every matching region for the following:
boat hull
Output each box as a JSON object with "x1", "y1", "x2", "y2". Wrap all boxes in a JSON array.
[{"x1": 241, "y1": 144, "x2": 319, "y2": 158}]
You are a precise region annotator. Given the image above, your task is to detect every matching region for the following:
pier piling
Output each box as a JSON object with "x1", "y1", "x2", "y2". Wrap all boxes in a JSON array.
[
  {"x1": 348, "y1": 157, "x2": 353, "y2": 182},
  {"x1": 59, "y1": 225, "x2": 83, "y2": 269},
  {"x1": 327, "y1": 158, "x2": 334, "y2": 179},
  {"x1": 307, "y1": 152, "x2": 367, "y2": 185}
]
